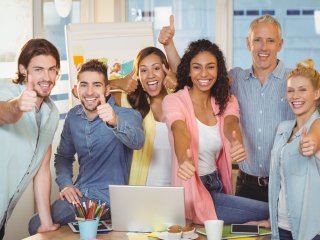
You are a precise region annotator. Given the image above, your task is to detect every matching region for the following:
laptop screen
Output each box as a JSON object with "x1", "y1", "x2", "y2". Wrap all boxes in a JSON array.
[{"x1": 109, "y1": 185, "x2": 186, "y2": 232}]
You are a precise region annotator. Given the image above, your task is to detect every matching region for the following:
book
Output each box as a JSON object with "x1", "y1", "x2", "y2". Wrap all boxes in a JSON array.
[{"x1": 196, "y1": 225, "x2": 271, "y2": 239}]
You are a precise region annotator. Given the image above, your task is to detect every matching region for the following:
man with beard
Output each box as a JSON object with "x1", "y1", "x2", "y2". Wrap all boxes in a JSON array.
[
  {"x1": 0, "y1": 39, "x2": 61, "y2": 239},
  {"x1": 28, "y1": 59, "x2": 145, "y2": 235}
]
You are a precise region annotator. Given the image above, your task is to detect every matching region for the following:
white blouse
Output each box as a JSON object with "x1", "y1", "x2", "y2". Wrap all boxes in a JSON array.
[
  {"x1": 196, "y1": 118, "x2": 222, "y2": 176},
  {"x1": 146, "y1": 121, "x2": 172, "y2": 186}
]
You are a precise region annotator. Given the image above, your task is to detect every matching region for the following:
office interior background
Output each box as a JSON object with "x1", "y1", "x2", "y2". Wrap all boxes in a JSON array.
[{"x1": 0, "y1": 0, "x2": 319, "y2": 239}]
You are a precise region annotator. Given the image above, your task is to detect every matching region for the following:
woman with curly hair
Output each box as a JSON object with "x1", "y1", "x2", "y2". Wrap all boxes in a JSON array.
[{"x1": 163, "y1": 39, "x2": 269, "y2": 224}]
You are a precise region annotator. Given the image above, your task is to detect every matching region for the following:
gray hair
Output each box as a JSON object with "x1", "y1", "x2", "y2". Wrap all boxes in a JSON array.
[{"x1": 248, "y1": 15, "x2": 282, "y2": 39}]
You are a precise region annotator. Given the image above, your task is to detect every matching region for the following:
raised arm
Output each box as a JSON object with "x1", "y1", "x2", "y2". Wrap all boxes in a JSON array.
[
  {"x1": 171, "y1": 120, "x2": 196, "y2": 180},
  {"x1": 223, "y1": 95, "x2": 247, "y2": 163},
  {"x1": 299, "y1": 119, "x2": 320, "y2": 157},
  {"x1": 0, "y1": 76, "x2": 36, "y2": 124},
  {"x1": 33, "y1": 145, "x2": 60, "y2": 233},
  {"x1": 158, "y1": 15, "x2": 181, "y2": 72},
  {"x1": 108, "y1": 71, "x2": 138, "y2": 94},
  {"x1": 224, "y1": 115, "x2": 247, "y2": 163}
]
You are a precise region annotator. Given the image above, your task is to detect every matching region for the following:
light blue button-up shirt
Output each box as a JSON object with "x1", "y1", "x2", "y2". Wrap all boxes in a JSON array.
[
  {"x1": 269, "y1": 111, "x2": 320, "y2": 240},
  {"x1": 0, "y1": 81, "x2": 59, "y2": 229},
  {"x1": 229, "y1": 61, "x2": 294, "y2": 177},
  {"x1": 54, "y1": 96, "x2": 145, "y2": 204}
]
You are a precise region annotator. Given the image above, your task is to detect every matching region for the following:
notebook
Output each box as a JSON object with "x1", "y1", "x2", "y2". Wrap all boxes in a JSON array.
[
  {"x1": 109, "y1": 185, "x2": 186, "y2": 232},
  {"x1": 196, "y1": 226, "x2": 272, "y2": 239}
]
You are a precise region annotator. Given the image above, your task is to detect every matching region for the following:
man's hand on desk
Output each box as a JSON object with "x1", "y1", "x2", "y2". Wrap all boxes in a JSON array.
[
  {"x1": 59, "y1": 186, "x2": 83, "y2": 203},
  {"x1": 37, "y1": 223, "x2": 60, "y2": 233},
  {"x1": 245, "y1": 219, "x2": 271, "y2": 228}
]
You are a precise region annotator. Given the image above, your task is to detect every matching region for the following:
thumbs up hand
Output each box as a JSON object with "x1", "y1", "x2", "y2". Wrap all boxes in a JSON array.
[
  {"x1": 18, "y1": 74, "x2": 37, "y2": 112},
  {"x1": 177, "y1": 148, "x2": 196, "y2": 181},
  {"x1": 116, "y1": 71, "x2": 138, "y2": 94},
  {"x1": 158, "y1": 15, "x2": 175, "y2": 45},
  {"x1": 299, "y1": 127, "x2": 316, "y2": 156},
  {"x1": 230, "y1": 130, "x2": 247, "y2": 163},
  {"x1": 163, "y1": 64, "x2": 177, "y2": 92},
  {"x1": 97, "y1": 94, "x2": 117, "y2": 127}
]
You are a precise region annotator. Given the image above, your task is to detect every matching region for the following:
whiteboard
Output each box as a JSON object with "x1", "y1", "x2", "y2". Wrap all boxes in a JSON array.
[{"x1": 65, "y1": 21, "x2": 154, "y2": 104}]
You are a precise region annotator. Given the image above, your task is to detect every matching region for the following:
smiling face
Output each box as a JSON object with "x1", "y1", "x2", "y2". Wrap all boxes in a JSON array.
[
  {"x1": 138, "y1": 53, "x2": 166, "y2": 97},
  {"x1": 287, "y1": 75, "x2": 320, "y2": 118},
  {"x1": 189, "y1": 51, "x2": 218, "y2": 93},
  {"x1": 19, "y1": 55, "x2": 58, "y2": 98},
  {"x1": 75, "y1": 71, "x2": 109, "y2": 118},
  {"x1": 247, "y1": 22, "x2": 283, "y2": 73}
]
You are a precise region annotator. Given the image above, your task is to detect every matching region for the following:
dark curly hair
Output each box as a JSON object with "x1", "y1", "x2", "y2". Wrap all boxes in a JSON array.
[
  {"x1": 127, "y1": 47, "x2": 169, "y2": 118},
  {"x1": 77, "y1": 59, "x2": 108, "y2": 85},
  {"x1": 176, "y1": 39, "x2": 231, "y2": 116}
]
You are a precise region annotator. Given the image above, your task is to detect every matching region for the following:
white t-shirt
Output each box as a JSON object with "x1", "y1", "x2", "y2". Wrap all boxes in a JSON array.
[
  {"x1": 197, "y1": 118, "x2": 222, "y2": 176},
  {"x1": 146, "y1": 121, "x2": 172, "y2": 186}
]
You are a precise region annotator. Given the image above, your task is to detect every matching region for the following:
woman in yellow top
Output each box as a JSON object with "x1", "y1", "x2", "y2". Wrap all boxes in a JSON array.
[{"x1": 115, "y1": 46, "x2": 177, "y2": 186}]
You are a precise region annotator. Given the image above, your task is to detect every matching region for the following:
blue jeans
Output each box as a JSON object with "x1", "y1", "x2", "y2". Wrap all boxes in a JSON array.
[
  {"x1": 0, "y1": 223, "x2": 4, "y2": 240},
  {"x1": 200, "y1": 171, "x2": 269, "y2": 224},
  {"x1": 278, "y1": 228, "x2": 320, "y2": 240},
  {"x1": 28, "y1": 195, "x2": 110, "y2": 235}
]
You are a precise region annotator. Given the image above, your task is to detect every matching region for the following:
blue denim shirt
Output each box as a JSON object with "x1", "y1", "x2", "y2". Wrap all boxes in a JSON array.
[
  {"x1": 269, "y1": 111, "x2": 320, "y2": 240},
  {"x1": 54, "y1": 96, "x2": 144, "y2": 204},
  {"x1": 229, "y1": 61, "x2": 294, "y2": 177}
]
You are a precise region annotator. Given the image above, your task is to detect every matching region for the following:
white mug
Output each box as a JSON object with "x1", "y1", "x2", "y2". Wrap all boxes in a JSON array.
[{"x1": 204, "y1": 219, "x2": 224, "y2": 240}]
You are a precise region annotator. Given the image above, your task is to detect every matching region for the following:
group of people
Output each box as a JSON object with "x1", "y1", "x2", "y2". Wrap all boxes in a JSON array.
[{"x1": 0, "y1": 14, "x2": 319, "y2": 240}]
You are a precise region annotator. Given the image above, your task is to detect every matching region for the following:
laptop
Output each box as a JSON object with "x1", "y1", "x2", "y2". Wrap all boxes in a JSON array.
[{"x1": 109, "y1": 185, "x2": 186, "y2": 232}]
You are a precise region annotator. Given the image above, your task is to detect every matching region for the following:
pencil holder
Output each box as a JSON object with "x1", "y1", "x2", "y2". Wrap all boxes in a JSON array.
[{"x1": 78, "y1": 218, "x2": 99, "y2": 240}]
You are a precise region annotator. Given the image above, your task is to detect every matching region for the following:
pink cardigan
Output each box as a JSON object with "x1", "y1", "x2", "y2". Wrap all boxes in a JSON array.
[{"x1": 162, "y1": 86, "x2": 240, "y2": 224}]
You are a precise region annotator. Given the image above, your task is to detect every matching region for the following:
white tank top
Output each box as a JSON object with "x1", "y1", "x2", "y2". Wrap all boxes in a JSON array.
[
  {"x1": 146, "y1": 121, "x2": 172, "y2": 186},
  {"x1": 196, "y1": 118, "x2": 222, "y2": 176}
]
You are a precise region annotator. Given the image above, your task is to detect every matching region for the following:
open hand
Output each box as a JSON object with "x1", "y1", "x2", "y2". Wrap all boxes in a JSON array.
[
  {"x1": 245, "y1": 219, "x2": 271, "y2": 229},
  {"x1": 59, "y1": 186, "x2": 83, "y2": 203},
  {"x1": 37, "y1": 223, "x2": 60, "y2": 233}
]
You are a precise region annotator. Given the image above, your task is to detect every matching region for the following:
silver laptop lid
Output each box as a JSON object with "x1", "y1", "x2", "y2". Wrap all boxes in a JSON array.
[{"x1": 109, "y1": 185, "x2": 186, "y2": 232}]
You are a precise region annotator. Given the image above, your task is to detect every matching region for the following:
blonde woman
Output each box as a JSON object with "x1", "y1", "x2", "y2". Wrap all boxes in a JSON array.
[{"x1": 250, "y1": 60, "x2": 320, "y2": 240}]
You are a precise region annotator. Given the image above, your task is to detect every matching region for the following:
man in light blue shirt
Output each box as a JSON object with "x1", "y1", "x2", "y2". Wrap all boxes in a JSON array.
[
  {"x1": 228, "y1": 15, "x2": 294, "y2": 202},
  {"x1": 158, "y1": 15, "x2": 294, "y2": 202},
  {"x1": 0, "y1": 39, "x2": 61, "y2": 239},
  {"x1": 28, "y1": 59, "x2": 145, "y2": 235}
]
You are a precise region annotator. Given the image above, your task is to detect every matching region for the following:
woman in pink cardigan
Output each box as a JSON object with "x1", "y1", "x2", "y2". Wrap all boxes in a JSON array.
[{"x1": 162, "y1": 39, "x2": 269, "y2": 224}]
